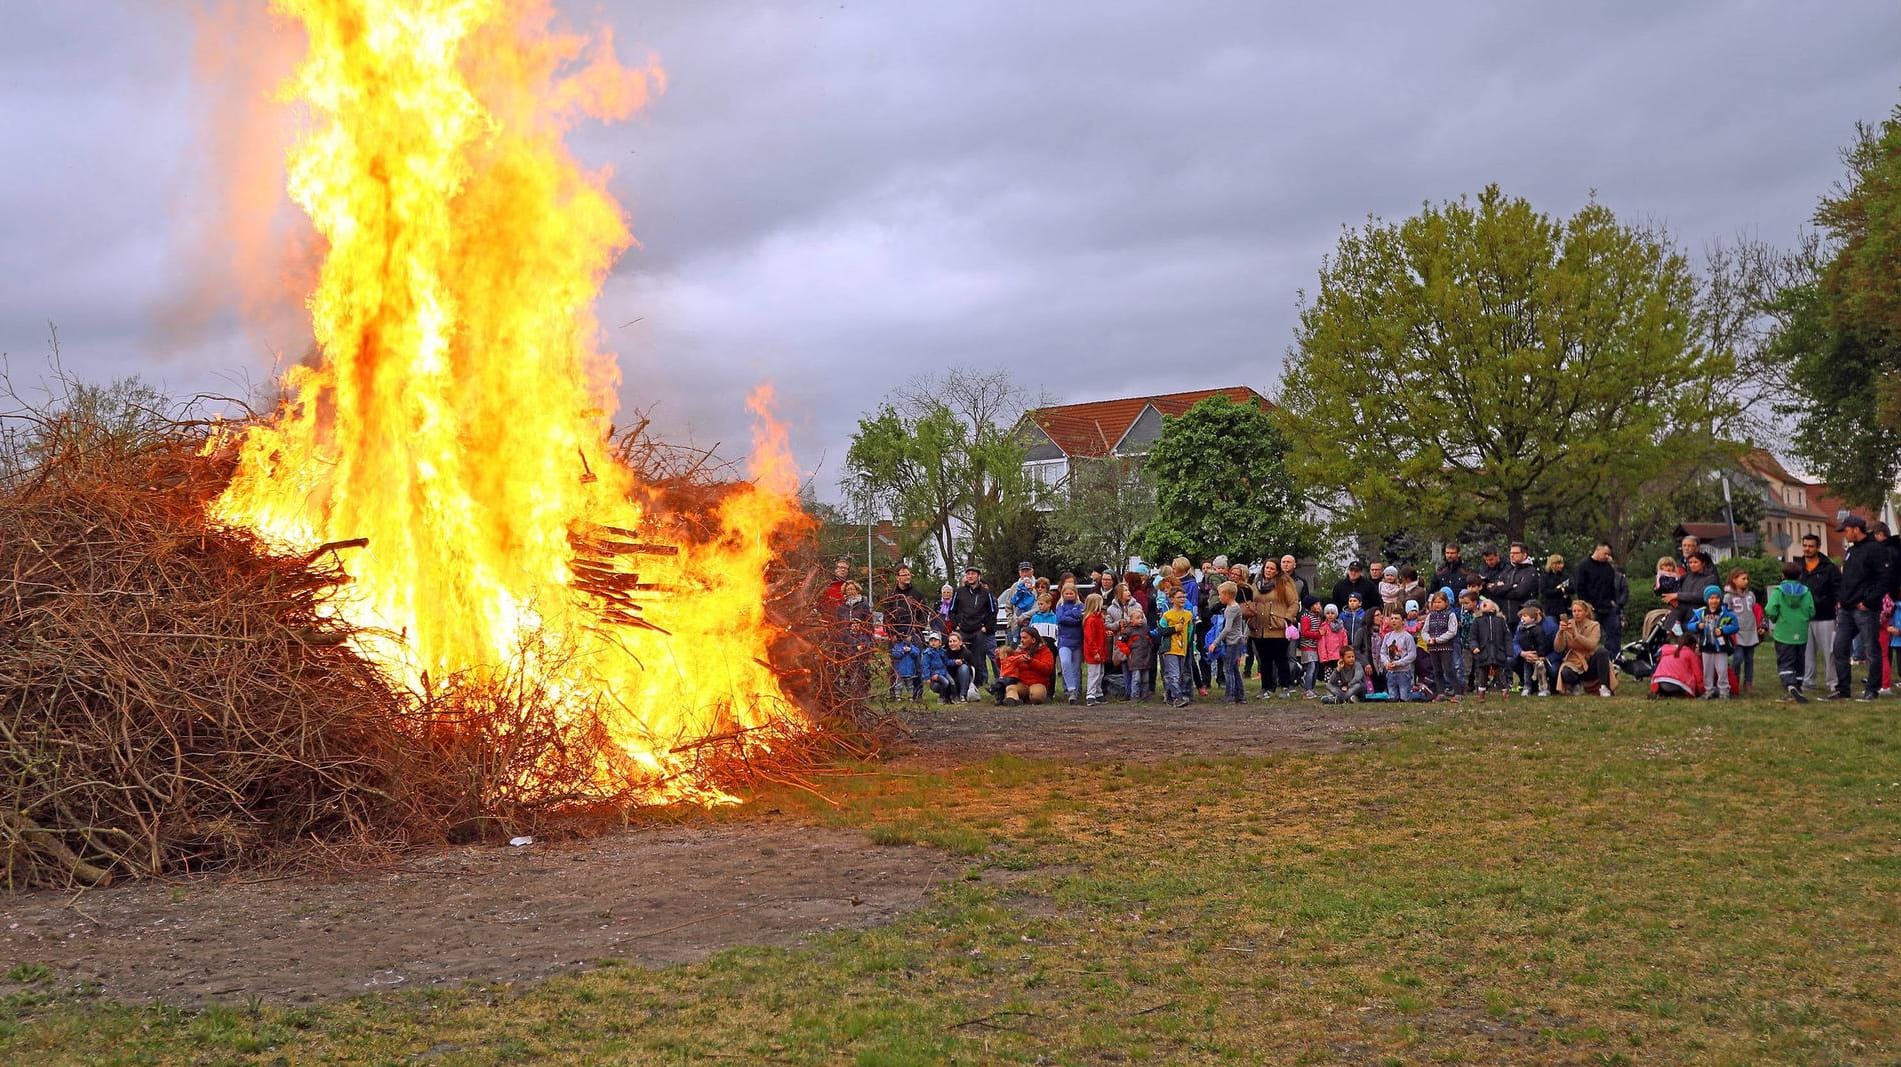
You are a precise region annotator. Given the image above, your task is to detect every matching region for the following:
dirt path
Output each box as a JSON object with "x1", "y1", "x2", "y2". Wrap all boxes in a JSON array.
[
  {"x1": 0, "y1": 700, "x2": 1411, "y2": 1005},
  {"x1": 0, "y1": 825, "x2": 954, "y2": 1005}
]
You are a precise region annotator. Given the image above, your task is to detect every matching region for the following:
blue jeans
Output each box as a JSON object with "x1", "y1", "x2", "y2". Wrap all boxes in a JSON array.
[
  {"x1": 1058, "y1": 645, "x2": 1082, "y2": 696},
  {"x1": 1220, "y1": 648, "x2": 1244, "y2": 701},
  {"x1": 1161, "y1": 654, "x2": 1188, "y2": 701},
  {"x1": 1130, "y1": 667, "x2": 1152, "y2": 698},
  {"x1": 961, "y1": 632, "x2": 994, "y2": 687},
  {"x1": 1387, "y1": 667, "x2": 1413, "y2": 701}
]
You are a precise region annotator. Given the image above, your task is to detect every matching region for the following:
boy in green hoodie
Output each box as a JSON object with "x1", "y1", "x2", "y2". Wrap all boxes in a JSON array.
[{"x1": 1766, "y1": 560, "x2": 1816, "y2": 704}]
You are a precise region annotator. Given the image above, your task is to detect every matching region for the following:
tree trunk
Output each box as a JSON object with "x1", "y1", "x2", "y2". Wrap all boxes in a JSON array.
[{"x1": 1506, "y1": 490, "x2": 1527, "y2": 545}]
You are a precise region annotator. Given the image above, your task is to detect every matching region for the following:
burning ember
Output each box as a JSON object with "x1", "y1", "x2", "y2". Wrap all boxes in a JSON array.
[{"x1": 211, "y1": 0, "x2": 809, "y2": 799}]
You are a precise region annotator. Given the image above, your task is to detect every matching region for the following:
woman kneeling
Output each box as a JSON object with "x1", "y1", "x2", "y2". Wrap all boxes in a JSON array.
[
  {"x1": 1555, "y1": 600, "x2": 1617, "y2": 697},
  {"x1": 995, "y1": 630, "x2": 1057, "y2": 706}
]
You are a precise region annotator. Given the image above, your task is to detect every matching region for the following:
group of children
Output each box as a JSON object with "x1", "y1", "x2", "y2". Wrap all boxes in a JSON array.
[{"x1": 1647, "y1": 561, "x2": 1816, "y2": 702}]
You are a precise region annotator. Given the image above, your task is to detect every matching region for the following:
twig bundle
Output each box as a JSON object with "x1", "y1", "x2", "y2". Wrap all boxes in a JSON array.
[{"x1": 0, "y1": 406, "x2": 436, "y2": 889}]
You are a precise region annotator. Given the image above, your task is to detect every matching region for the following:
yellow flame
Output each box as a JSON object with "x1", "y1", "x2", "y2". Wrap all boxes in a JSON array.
[{"x1": 213, "y1": 0, "x2": 807, "y2": 799}]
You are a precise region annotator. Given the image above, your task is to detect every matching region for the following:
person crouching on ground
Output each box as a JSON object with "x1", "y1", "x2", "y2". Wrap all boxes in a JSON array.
[
  {"x1": 1469, "y1": 597, "x2": 1511, "y2": 700},
  {"x1": 1082, "y1": 593, "x2": 1110, "y2": 706},
  {"x1": 1766, "y1": 560, "x2": 1815, "y2": 704},
  {"x1": 1689, "y1": 585, "x2": 1739, "y2": 700},
  {"x1": 923, "y1": 632, "x2": 969, "y2": 705},
  {"x1": 1322, "y1": 647, "x2": 1365, "y2": 704},
  {"x1": 1554, "y1": 600, "x2": 1615, "y2": 697},
  {"x1": 993, "y1": 630, "x2": 1055, "y2": 706},
  {"x1": 1649, "y1": 632, "x2": 1703, "y2": 699},
  {"x1": 1158, "y1": 589, "x2": 1196, "y2": 707},
  {"x1": 941, "y1": 631, "x2": 976, "y2": 700},
  {"x1": 1515, "y1": 605, "x2": 1555, "y2": 696},
  {"x1": 1381, "y1": 611, "x2": 1418, "y2": 701}
]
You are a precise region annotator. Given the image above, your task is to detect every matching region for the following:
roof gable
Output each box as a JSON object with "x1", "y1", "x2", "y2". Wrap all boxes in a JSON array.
[{"x1": 1027, "y1": 386, "x2": 1268, "y2": 458}]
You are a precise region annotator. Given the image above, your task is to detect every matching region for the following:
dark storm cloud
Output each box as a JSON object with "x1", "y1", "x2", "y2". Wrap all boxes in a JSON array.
[{"x1": 3, "y1": 1, "x2": 1898, "y2": 488}]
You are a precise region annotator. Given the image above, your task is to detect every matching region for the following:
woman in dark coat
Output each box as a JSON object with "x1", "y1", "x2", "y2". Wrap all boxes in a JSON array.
[{"x1": 1537, "y1": 555, "x2": 1572, "y2": 620}]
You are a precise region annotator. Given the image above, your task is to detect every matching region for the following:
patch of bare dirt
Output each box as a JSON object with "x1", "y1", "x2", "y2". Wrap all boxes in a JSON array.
[
  {"x1": 0, "y1": 700, "x2": 1415, "y2": 1007},
  {"x1": 0, "y1": 825, "x2": 954, "y2": 1005},
  {"x1": 893, "y1": 698, "x2": 1411, "y2": 764}
]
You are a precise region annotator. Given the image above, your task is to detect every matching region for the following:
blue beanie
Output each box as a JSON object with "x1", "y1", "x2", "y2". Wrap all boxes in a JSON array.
[{"x1": 1703, "y1": 584, "x2": 1721, "y2": 600}]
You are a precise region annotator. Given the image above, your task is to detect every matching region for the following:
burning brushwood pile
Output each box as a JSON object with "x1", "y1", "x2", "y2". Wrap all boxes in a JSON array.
[
  {"x1": 0, "y1": 386, "x2": 888, "y2": 890},
  {"x1": 0, "y1": 2, "x2": 891, "y2": 890}
]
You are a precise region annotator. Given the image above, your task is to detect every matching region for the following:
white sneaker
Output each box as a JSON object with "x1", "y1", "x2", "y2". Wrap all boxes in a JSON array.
[{"x1": 1597, "y1": 685, "x2": 1612, "y2": 697}]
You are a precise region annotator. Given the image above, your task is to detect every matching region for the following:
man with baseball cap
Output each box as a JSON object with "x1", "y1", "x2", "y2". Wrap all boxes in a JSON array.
[{"x1": 1827, "y1": 515, "x2": 1885, "y2": 701}]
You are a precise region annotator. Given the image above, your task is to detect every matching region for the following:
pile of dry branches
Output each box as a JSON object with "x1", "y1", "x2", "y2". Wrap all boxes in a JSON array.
[
  {"x1": 0, "y1": 383, "x2": 885, "y2": 890},
  {"x1": 0, "y1": 394, "x2": 442, "y2": 889}
]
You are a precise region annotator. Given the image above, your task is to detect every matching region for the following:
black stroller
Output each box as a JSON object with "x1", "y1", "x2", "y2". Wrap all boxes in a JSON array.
[{"x1": 1614, "y1": 608, "x2": 1675, "y2": 680}]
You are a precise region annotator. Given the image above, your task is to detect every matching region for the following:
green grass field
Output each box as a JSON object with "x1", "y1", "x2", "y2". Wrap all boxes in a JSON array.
[{"x1": 3, "y1": 687, "x2": 1897, "y2": 1065}]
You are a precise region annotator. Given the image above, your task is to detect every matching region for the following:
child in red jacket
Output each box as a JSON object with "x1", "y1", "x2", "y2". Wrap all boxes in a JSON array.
[{"x1": 1082, "y1": 593, "x2": 1111, "y2": 706}]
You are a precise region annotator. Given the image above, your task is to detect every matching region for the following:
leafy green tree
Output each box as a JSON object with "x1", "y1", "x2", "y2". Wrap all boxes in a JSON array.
[
  {"x1": 843, "y1": 404, "x2": 968, "y2": 577},
  {"x1": 1781, "y1": 100, "x2": 1901, "y2": 508},
  {"x1": 1277, "y1": 185, "x2": 1736, "y2": 552},
  {"x1": 843, "y1": 367, "x2": 1039, "y2": 578},
  {"x1": 1134, "y1": 395, "x2": 1314, "y2": 564},
  {"x1": 1040, "y1": 456, "x2": 1153, "y2": 573}
]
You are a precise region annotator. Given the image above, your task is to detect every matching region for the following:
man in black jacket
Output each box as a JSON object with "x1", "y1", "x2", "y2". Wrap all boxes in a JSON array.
[
  {"x1": 1573, "y1": 542, "x2": 1623, "y2": 651},
  {"x1": 882, "y1": 566, "x2": 931, "y2": 641},
  {"x1": 1828, "y1": 516, "x2": 1885, "y2": 701},
  {"x1": 1798, "y1": 533, "x2": 1840, "y2": 690},
  {"x1": 1332, "y1": 559, "x2": 1380, "y2": 613},
  {"x1": 949, "y1": 566, "x2": 998, "y2": 689},
  {"x1": 1434, "y1": 544, "x2": 1473, "y2": 597},
  {"x1": 1489, "y1": 542, "x2": 1539, "y2": 621},
  {"x1": 1871, "y1": 521, "x2": 1901, "y2": 600}
]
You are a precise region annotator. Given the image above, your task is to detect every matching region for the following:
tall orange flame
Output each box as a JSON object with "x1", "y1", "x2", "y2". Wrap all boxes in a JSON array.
[{"x1": 213, "y1": 0, "x2": 807, "y2": 798}]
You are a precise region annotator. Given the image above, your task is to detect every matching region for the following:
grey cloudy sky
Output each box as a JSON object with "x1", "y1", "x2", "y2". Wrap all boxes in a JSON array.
[{"x1": 3, "y1": 2, "x2": 1899, "y2": 495}]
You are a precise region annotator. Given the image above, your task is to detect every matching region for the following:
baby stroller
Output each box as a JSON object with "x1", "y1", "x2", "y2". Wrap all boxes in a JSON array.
[{"x1": 1614, "y1": 608, "x2": 1675, "y2": 680}]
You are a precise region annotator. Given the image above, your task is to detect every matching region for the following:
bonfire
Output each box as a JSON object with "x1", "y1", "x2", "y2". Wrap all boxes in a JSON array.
[{"x1": 0, "y1": 1, "x2": 869, "y2": 890}]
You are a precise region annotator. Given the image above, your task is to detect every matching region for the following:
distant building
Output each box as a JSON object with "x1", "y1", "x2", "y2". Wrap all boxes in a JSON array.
[
  {"x1": 1014, "y1": 386, "x2": 1270, "y2": 499},
  {"x1": 1737, "y1": 449, "x2": 1832, "y2": 561}
]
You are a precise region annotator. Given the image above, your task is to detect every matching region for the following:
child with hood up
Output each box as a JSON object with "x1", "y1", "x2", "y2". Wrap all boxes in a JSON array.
[
  {"x1": 1688, "y1": 584, "x2": 1740, "y2": 699},
  {"x1": 1125, "y1": 606, "x2": 1156, "y2": 700},
  {"x1": 1468, "y1": 597, "x2": 1512, "y2": 700},
  {"x1": 1515, "y1": 605, "x2": 1556, "y2": 697},
  {"x1": 889, "y1": 633, "x2": 922, "y2": 702},
  {"x1": 1764, "y1": 560, "x2": 1815, "y2": 704}
]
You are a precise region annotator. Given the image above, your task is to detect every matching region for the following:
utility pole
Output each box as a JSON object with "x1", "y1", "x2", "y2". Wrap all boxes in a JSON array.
[
  {"x1": 861, "y1": 478, "x2": 875, "y2": 612},
  {"x1": 1721, "y1": 474, "x2": 1738, "y2": 561}
]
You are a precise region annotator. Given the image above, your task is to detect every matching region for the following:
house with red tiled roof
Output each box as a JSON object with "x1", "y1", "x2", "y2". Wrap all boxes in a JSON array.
[
  {"x1": 1738, "y1": 449, "x2": 1834, "y2": 561},
  {"x1": 1014, "y1": 387, "x2": 1270, "y2": 495}
]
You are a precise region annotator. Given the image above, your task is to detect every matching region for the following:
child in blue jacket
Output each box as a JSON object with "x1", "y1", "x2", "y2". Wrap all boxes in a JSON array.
[
  {"x1": 890, "y1": 635, "x2": 922, "y2": 702},
  {"x1": 1687, "y1": 584, "x2": 1739, "y2": 699}
]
